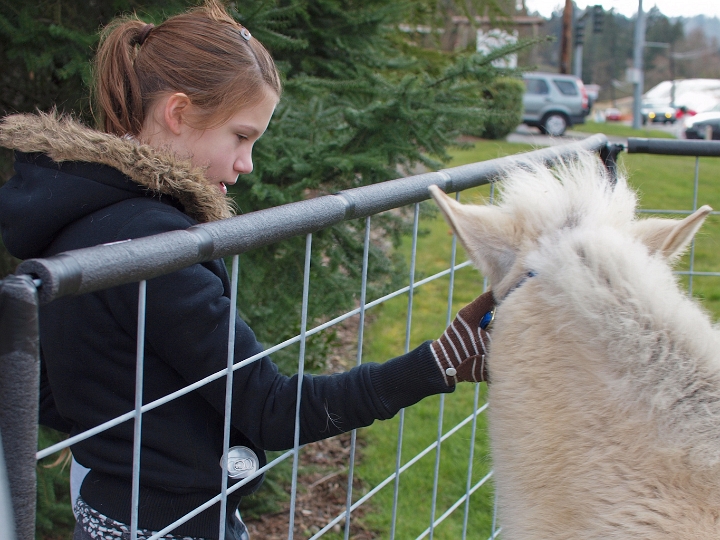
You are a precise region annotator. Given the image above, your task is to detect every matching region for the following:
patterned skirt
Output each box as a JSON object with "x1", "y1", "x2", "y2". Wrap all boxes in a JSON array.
[{"x1": 72, "y1": 497, "x2": 249, "y2": 540}]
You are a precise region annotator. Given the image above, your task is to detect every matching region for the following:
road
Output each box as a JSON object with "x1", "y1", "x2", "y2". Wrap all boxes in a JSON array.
[{"x1": 508, "y1": 121, "x2": 680, "y2": 147}]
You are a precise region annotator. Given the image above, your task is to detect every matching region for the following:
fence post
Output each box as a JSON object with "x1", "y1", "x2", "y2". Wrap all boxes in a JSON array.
[
  {"x1": 600, "y1": 143, "x2": 625, "y2": 186},
  {"x1": 0, "y1": 275, "x2": 40, "y2": 540}
]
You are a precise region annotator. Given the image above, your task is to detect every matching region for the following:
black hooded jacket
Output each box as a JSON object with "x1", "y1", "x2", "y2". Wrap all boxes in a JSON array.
[{"x1": 0, "y1": 113, "x2": 452, "y2": 538}]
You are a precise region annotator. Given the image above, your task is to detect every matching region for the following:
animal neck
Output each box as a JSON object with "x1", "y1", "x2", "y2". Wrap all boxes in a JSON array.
[{"x1": 480, "y1": 271, "x2": 536, "y2": 331}]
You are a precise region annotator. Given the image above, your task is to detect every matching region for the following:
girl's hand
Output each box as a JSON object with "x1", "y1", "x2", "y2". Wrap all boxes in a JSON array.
[{"x1": 430, "y1": 291, "x2": 495, "y2": 385}]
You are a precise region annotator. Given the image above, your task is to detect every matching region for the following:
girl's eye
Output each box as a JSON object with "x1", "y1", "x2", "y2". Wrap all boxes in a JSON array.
[{"x1": 237, "y1": 134, "x2": 248, "y2": 141}]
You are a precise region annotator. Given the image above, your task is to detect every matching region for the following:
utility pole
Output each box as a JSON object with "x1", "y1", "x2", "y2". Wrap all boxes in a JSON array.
[
  {"x1": 560, "y1": 0, "x2": 573, "y2": 74},
  {"x1": 632, "y1": 0, "x2": 645, "y2": 129},
  {"x1": 669, "y1": 43, "x2": 676, "y2": 107}
]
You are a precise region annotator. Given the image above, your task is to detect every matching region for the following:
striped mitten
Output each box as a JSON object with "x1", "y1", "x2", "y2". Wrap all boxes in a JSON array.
[{"x1": 431, "y1": 291, "x2": 495, "y2": 385}]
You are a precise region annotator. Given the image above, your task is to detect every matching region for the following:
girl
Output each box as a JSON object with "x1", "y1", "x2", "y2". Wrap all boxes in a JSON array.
[{"x1": 0, "y1": 2, "x2": 493, "y2": 539}]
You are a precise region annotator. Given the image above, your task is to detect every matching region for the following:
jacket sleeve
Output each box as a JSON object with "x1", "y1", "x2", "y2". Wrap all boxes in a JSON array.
[
  {"x1": 39, "y1": 350, "x2": 73, "y2": 433},
  {"x1": 108, "y1": 209, "x2": 453, "y2": 451}
]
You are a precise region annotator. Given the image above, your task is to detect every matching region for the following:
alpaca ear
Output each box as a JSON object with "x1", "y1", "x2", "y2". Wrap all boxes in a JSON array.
[
  {"x1": 632, "y1": 205, "x2": 713, "y2": 262},
  {"x1": 429, "y1": 185, "x2": 517, "y2": 283}
]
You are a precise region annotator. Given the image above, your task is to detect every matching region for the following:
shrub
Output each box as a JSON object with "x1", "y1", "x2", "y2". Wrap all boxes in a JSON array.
[{"x1": 465, "y1": 76, "x2": 524, "y2": 140}]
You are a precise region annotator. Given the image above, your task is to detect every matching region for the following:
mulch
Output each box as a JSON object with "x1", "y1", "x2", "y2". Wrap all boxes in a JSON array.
[{"x1": 244, "y1": 433, "x2": 376, "y2": 539}]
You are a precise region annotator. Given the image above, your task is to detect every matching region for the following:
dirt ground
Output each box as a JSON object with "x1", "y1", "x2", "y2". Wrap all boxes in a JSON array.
[{"x1": 245, "y1": 433, "x2": 376, "y2": 539}]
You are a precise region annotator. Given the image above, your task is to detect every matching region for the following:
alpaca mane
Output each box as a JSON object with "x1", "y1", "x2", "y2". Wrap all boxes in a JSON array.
[{"x1": 495, "y1": 151, "x2": 637, "y2": 241}]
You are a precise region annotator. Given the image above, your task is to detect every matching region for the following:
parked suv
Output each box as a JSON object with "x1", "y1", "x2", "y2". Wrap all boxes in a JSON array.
[{"x1": 522, "y1": 72, "x2": 589, "y2": 136}]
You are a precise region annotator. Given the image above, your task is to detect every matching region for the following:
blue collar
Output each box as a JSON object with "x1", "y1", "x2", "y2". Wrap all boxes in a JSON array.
[{"x1": 505, "y1": 270, "x2": 537, "y2": 299}]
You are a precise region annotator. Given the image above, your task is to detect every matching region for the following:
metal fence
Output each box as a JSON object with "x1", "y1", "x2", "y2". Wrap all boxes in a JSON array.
[{"x1": 2, "y1": 133, "x2": 718, "y2": 540}]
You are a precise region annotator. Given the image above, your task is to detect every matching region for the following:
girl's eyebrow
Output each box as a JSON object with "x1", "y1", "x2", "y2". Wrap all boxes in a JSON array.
[{"x1": 232, "y1": 124, "x2": 261, "y2": 137}]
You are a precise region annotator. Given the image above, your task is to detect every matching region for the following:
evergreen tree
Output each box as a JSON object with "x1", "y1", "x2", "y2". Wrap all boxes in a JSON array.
[{"x1": 232, "y1": 0, "x2": 523, "y2": 370}]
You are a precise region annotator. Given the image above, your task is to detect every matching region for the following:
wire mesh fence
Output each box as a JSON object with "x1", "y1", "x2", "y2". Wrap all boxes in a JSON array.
[
  {"x1": 626, "y1": 138, "x2": 720, "y2": 295},
  {"x1": 7, "y1": 134, "x2": 719, "y2": 540}
]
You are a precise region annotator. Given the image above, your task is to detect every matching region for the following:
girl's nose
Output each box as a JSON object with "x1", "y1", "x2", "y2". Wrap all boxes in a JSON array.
[{"x1": 234, "y1": 150, "x2": 253, "y2": 175}]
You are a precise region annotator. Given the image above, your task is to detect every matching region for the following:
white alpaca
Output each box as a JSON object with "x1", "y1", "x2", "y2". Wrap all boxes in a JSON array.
[{"x1": 429, "y1": 152, "x2": 719, "y2": 539}]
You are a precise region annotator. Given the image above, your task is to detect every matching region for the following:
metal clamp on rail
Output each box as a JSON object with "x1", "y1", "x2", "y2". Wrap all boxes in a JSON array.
[{"x1": 186, "y1": 225, "x2": 215, "y2": 260}]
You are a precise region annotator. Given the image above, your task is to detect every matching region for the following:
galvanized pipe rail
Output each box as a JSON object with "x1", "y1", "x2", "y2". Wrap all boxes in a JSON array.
[
  {"x1": 0, "y1": 430, "x2": 16, "y2": 540},
  {"x1": 627, "y1": 137, "x2": 720, "y2": 157},
  {"x1": 18, "y1": 135, "x2": 608, "y2": 305}
]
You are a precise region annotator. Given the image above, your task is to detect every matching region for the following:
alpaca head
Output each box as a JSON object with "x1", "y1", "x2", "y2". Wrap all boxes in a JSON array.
[{"x1": 429, "y1": 151, "x2": 712, "y2": 298}]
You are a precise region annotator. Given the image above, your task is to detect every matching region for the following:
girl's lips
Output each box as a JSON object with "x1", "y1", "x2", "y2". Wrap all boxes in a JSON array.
[{"x1": 218, "y1": 182, "x2": 227, "y2": 195}]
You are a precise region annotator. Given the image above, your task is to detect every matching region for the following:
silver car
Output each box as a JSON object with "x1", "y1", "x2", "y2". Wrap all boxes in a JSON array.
[{"x1": 522, "y1": 72, "x2": 589, "y2": 136}]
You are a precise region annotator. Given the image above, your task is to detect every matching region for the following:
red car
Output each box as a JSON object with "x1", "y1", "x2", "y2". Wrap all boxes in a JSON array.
[
  {"x1": 675, "y1": 106, "x2": 697, "y2": 120},
  {"x1": 604, "y1": 108, "x2": 622, "y2": 121}
]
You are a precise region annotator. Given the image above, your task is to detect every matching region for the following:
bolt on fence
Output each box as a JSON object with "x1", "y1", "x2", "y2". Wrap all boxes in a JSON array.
[{"x1": 1, "y1": 134, "x2": 634, "y2": 540}]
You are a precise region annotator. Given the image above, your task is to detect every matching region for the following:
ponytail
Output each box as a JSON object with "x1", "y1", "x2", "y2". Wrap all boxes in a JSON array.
[
  {"x1": 94, "y1": 18, "x2": 149, "y2": 135},
  {"x1": 93, "y1": 0, "x2": 282, "y2": 137}
]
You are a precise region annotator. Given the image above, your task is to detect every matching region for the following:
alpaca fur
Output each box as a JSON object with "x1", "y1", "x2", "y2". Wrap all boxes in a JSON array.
[
  {"x1": 429, "y1": 152, "x2": 720, "y2": 539},
  {"x1": 0, "y1": 112, "x2": 233, "y2": 223}
]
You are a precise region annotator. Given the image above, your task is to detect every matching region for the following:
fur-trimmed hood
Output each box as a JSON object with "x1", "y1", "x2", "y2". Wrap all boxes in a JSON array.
[{"x1": 0, "y1": 112, "x2": 234, "y2": 223}]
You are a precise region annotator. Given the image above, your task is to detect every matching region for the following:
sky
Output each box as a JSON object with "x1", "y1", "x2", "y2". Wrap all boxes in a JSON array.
[{"x1": 523, "y1": 0, "x2": 720, "y2": 19}]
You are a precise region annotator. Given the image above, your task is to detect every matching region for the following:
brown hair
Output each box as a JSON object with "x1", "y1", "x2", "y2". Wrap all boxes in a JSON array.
[{"x1": 93, "y1": 0, "x2": 282, "y2": 136}]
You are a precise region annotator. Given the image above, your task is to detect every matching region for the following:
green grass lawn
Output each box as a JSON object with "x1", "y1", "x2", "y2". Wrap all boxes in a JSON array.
[
  {"x1": 570, "y1": 120, "x2": 676, "y2": 139},
  {"x1": 352, "y1": 138, "x2": 720, "y2": 538}
]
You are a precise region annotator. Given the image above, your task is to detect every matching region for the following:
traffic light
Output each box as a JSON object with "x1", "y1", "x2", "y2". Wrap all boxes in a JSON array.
[
  {"x1": 593, "y1": 5, "x2": 603, "y2": 34},
  {"x1": 575, "y1": 21, "x2": 585, "y2": 46}
]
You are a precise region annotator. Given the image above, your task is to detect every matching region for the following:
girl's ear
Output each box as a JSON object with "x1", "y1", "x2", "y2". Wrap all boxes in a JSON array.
[
  {"x1": 162, "y1": 93, "x2": 192, "y2": 136},
  {"x1": 429, "y1": 185, "x2": 517, "y2": 285},
  {"x1": 631, "y1": 205, "x2": 713, "y2": 262}
]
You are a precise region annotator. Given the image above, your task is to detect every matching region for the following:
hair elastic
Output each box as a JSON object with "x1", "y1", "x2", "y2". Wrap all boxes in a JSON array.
[
  {"x1": 239, "y1": 27, "x2": 251, "y2": 41},
  {"x1": 137, "y1": 23, "x2": 155, "y2": 46}
]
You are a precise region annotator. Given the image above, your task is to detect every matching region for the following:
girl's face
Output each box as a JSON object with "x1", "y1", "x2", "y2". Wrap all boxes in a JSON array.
[{"x1": 151, "y1": 88, "x2": 278, "y2": 195}]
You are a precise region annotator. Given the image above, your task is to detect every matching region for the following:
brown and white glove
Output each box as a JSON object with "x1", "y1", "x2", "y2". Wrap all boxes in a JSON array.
[{"x1": 431, "y1": 291, "x2": 495, "y2": 385}]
